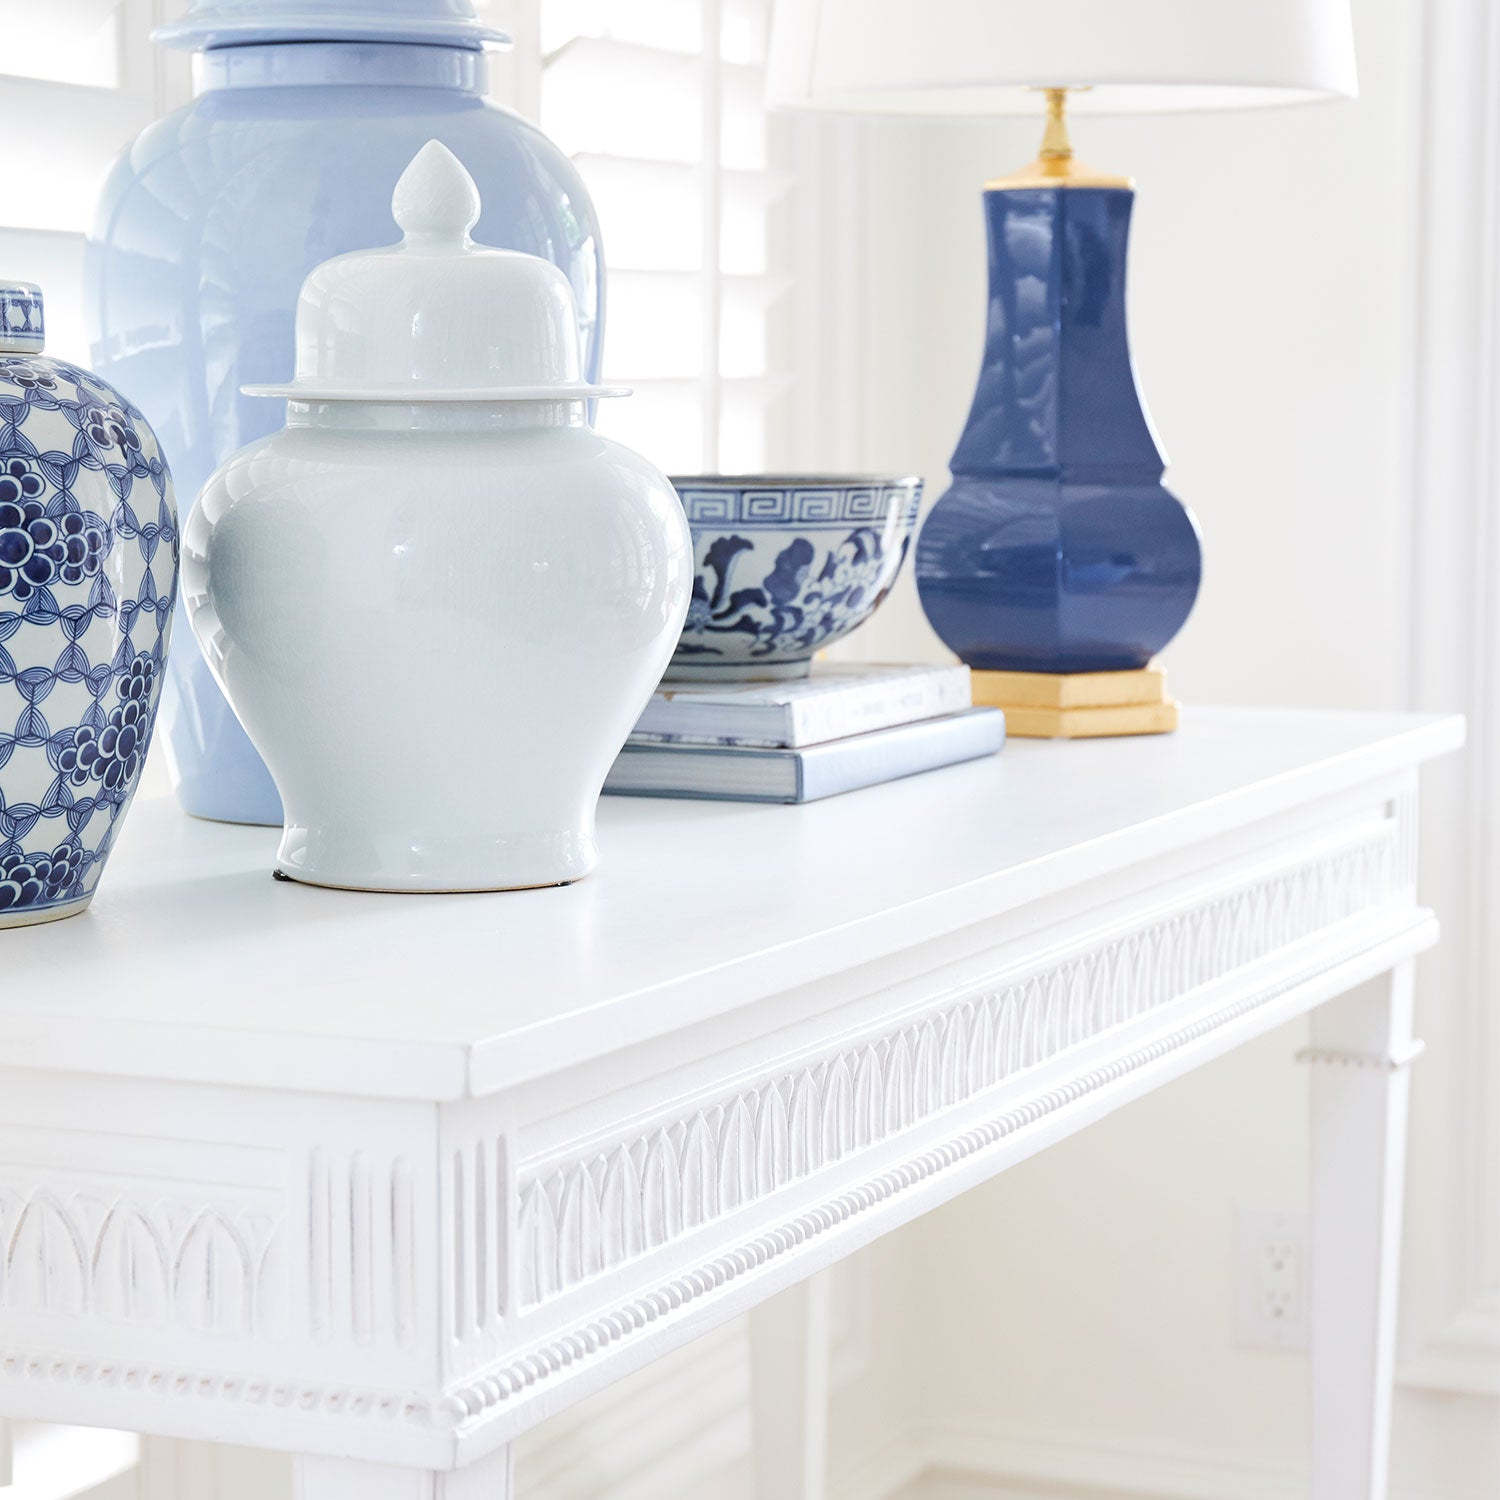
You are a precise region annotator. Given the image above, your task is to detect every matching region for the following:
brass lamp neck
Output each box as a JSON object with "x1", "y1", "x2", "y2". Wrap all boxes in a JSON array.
[
  {"x1": 986, "y1": 87, "x2": 1133, "y2": 192},
  {"x1": 1039, "y1": 87, "x2": 1074, "y2": 162}
]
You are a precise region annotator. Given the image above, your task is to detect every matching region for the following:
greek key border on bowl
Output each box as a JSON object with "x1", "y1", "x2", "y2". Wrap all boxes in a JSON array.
[{"x1": 677, "y1": 486, "x2": 921, "y2": 530}]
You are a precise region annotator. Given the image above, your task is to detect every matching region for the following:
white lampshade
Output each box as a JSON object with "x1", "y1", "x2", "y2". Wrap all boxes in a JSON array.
[{"x1": 767, "y1": 0, "x2": 1358, "y2": 115}]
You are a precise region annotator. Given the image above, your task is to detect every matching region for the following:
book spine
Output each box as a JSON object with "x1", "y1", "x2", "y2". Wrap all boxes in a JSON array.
[
  {"x1": 797, "y1": 709, "x2": 1005, "y2": 802},
  {"x1": 786, "y1": 667, "x2": 972, "y2": 747},
  {"x1": 628, "y1": 730, "x2": 785, "y2": 748}
]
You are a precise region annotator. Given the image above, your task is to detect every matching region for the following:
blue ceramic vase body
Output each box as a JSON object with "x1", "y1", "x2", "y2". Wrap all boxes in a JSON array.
[
  {"x1": 0, "y1": 283, "x2": 177, "y2": 927},
  {"x1": 915, "y1": 187, "x2": 1201, "y2": 674},
  {"x1": 86, "y1": 19, "x2": 604, "y2": 824}
]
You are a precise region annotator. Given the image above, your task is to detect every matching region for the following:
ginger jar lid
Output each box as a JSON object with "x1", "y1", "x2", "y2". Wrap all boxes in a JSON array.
[
  {"x1": 244, "y1": 142, "x2": 624, "y2": 405},
  {"x1": 0, "y1": 282, "x2": 44, "y2": 354},
  {"x1": 154, "y1": 0, "x2": 507, "y2": 51}
]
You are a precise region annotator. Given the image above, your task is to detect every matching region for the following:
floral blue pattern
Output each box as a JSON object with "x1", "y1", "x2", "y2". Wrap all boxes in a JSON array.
[
  {"x1": 0, "y1": 458, "x2": 110, "y2": 600},
  {"x1": 0, "y1": 840, "x2": 85, "y2": 913},
  {"x1": 0, "y1": 344, "x2": 176, "y2": 924},
  {"x1": 681, "y1": 525, "x2": 901, "y2": 662},
  {"x1": 669, "y1": 479, "x2": 922, "y2": 676}
]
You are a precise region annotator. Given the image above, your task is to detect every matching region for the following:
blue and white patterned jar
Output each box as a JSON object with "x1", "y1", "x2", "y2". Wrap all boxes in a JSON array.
[{"x1": 0, "y1": 281, "x2": 177, "y2": 929}]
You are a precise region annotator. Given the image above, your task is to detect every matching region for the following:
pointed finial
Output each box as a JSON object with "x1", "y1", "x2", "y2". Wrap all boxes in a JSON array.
[{"x1": 392, "y1": 140, "x2": 481, "y2": 244}]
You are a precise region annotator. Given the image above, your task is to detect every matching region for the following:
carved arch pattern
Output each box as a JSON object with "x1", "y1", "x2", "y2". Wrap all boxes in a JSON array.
[
  {"x1": 517, "y1": 825, "x2": 1400, "y2": 1305},
  {"x1": 0, "y1": 1187, "x2": 281, "y2": 1335}
]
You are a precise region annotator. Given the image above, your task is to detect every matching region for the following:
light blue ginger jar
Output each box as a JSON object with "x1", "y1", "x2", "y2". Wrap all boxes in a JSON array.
[
  {"x1": 86, "y1": 0, "x2": 605, "y2": 825},
  {"x1": 0, "y1": 282, "x2": 176, "y2": 928}
]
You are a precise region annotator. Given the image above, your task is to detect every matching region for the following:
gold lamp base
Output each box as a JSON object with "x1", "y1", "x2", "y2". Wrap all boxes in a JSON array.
[
  {"x1": 971, "y1": 666, "x2": 1178, "y2": 739},
  {"x1": 986, "y1": 87, "x2": 1133, "y2": 191}
]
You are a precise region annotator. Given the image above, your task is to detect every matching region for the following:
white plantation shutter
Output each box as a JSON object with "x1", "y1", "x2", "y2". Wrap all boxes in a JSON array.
[
  {"x1": 488, "y1": 0, "x2": 793, "y2": 474},
  {"x1": 0, "y1": 2, "x2": 189, "y2": 362},
  {"x1": 0, "y1": 0, "x2": 188, "y2": 233}
]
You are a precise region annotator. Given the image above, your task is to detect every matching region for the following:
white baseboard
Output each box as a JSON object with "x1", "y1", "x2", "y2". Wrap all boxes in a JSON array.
[
  {"x1": 1401, "y1": 1294, "x2": 1500, "y2": 1398},
  {"x1": 115, "y1": 1378, "x2": 1493, "y2": 1500},
  {"x1": 502, "y1": 1252, "x2": 1493, "y2": 1500},
  {"x1": 834, "y1": 1421, "x2": 1496, "y2": 1500}
]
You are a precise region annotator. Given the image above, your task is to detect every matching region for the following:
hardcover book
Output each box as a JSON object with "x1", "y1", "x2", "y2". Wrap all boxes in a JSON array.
[
  {"x1": 630, "y1": 662, "x2": 972, "y2": 749},
  {"x1": 605, "y1": 707, "x2": 1005, "y2": 804}
]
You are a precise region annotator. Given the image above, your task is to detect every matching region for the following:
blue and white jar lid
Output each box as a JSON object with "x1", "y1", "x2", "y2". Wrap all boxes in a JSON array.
[{"x1": 0, "y1": 282, "x2": 44, "y2": 354}]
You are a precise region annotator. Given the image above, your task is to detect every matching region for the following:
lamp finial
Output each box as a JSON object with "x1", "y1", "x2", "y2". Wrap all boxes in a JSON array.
[{"x1": 986, "y1": 87, "x2": 1133, "y2": 192}]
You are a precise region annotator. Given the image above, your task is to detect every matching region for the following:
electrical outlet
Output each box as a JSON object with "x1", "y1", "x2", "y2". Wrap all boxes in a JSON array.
[{"x1": 1235, "y1": 1207, "x2": 1310, "y2": 1350}]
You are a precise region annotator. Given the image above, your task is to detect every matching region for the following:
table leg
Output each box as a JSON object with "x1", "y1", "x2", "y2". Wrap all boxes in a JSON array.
[
  {"x1": 293, "y1": 1448, "x2": 511, "y2": 1500},
  {"x1": 748, "y1": 1270, "x2": 831, "y2": 1500},
  {"x1": 1307, "y1": 963, "x2": 1420, "y2": 1500}
]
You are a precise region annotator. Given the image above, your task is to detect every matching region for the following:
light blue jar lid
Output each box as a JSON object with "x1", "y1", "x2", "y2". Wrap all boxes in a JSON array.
[{"x1": 153, "y1": 0, "x2": 508, "y2": 52}]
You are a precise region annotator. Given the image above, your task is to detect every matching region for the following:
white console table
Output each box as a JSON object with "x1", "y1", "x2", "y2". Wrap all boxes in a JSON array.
[{"x1": 0, "y1": 708, "x2": 1464, "y2": 1499}]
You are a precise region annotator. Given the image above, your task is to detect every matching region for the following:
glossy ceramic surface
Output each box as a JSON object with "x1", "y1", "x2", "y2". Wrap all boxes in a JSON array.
[
  {"x1": 184, "y1": 149, "x2": 690, "y2": 893},
  {"x1": 154, "y1": 0, "x2": 506, "y2": 49},
  {"x1": 243, "y1": 142, "x2": 624, "y2": 405},
  {"x1": 916, "y1": 187, "x2": 1201, "y2": 673},
  {"x1": 86, "y1": 26, "x2": 604, "y2": 827},
  {"x1": 0, "y1": 284, "x2": 177, "y2": 928},
  {"x1": 667, "y1": 475, "x2": 922, "y2": 681}
]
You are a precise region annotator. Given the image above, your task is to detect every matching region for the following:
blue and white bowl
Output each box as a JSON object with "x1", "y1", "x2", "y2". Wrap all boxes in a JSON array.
[{"x1": 667, "y1": 475, "x2": 923, "y2": 681}]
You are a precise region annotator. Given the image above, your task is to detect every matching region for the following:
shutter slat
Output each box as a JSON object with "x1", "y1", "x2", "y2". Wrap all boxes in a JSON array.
[
  {"x1": 545, "y1": 34, "x2": 766, "y2": 77},
  {"x1": 539, "y1": 0, "x2": 784, "y2": 471},
  {"x1": 0, "y1": 0, "x2": 120, "y2": 28},
  {"x1": 573, "y1": 153, "x2": 793, "y2": 208},
  {"x1": 542, "y1": 0, "x2": 703, "y2": 57},
  {"x1": 605, "y1": 375, "x2": 793, "y2": 397},
  {"x1": 613, "y1": 269, "x2": 792, "y2": 306},
  {"x1": 0, "y1": 0, "x2": 125, "y2": 89},
  {"x1": 0, "y1": 77, "x2": 152, "y2": 231}
]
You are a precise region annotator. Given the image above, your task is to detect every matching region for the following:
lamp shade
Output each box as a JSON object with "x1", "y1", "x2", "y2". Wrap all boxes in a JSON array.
[{"x1": 767, "y1": 0, "x2": 1357, "y2": 114}]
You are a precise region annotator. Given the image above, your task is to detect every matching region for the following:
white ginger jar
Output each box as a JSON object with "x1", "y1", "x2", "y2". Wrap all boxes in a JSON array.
[{"x1": 183, "y1": 141, "x2": 691, "y2": 891}]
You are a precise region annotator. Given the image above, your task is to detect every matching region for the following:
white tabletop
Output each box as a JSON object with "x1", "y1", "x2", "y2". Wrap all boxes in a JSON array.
[{"x1": 0, "y1": 708, "x2": 1461, "y2": 1102}]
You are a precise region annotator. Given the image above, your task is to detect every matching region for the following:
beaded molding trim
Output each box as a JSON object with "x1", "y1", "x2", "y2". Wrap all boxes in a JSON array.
[
  {"x1": 0, "y1": 915, "x2": 1426, "y2": 1438},
  {"x1": 517, "y1": 820, "x2": 1402, "y2": 1305},
  {"x1": 440, "y1": 917, "x2": 1423, "y2": 1430},
  {"x1": 0, "y1": 1348, "x2": 424, "y2": 1427}
]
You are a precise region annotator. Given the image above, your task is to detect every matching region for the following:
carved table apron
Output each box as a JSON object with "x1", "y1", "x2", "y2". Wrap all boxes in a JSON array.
[{"x1": 0, "y1": 709, "x2": 1465, "y2": 1499}]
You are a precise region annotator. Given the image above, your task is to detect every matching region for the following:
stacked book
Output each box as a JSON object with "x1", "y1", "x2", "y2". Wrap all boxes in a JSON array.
[{"x1": 604, "y1": 663, "x2": 1005, "y2": 803}]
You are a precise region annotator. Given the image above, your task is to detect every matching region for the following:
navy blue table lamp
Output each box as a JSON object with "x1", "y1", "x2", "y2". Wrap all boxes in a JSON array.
[{"x1": 768, "y1": 0, "x2": 1357, "y2": 734}]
